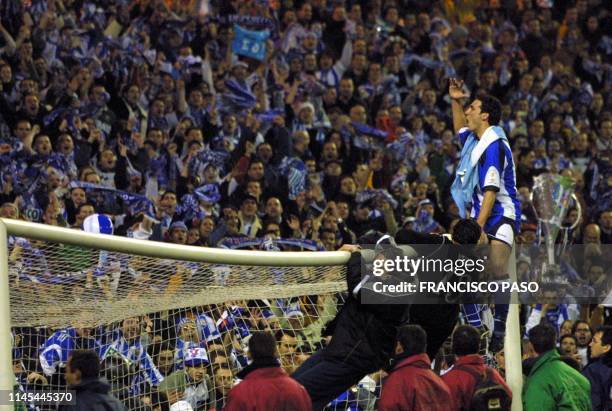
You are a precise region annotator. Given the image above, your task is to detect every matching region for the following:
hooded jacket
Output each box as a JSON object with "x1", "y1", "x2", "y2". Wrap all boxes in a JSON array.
[{"x1": 59, "y1": 377, "x2": 126, "y2": 411}]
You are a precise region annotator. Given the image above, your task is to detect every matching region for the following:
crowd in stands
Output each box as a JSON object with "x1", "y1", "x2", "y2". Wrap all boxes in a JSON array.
[
  {"x1": 1, "y1": 0, "x2": 611, "y2": 409},
  {"x1": 0, "y1": 0, "x2": 610, "y2": 252}
]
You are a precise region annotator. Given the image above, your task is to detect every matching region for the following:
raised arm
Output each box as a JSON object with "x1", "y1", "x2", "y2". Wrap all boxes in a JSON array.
[
  {"x1": 0, "y1": 21, "x2": 16, "y2": 55},
  {"x1": 202, "y1": 46, "x2": 215, "y2": 94},
  {"x1": 335, "y1": 39, "x2": 353, "y2": 77},
  {"x1": 449, "y1": 78, "x2": 469, "y2": 134}
]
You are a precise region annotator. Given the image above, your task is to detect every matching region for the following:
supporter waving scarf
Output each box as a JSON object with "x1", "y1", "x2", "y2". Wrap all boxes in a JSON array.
[
  {"x1": 255, "y1": 109, "x2": 285, "y2": 124},
  {"x1": 355, "y1": 189, "x2": 398, "y2": 210},
  {"x1": 177, "y1": 194, "x2": 203, "y2": 222},
  {"x1": 221, "y1": 79, "x2": 258, "y2": 112},
  {"x1": 194, "y1": 183, "x2": 221, "y2": 203},
  {"x1": 219, "y1": 236, "x2": 323, "y2": 251},
  {"x1": 178, "y1": 184, "x2": 219, "y2": 221},
  {"x1": 350, "y1": 121, "x2": 388, "y2": 140},
  {"x1": 69, "y1": 181, "x2": 155, "y2": 218},
  {"x1": 278, "y1": 156, "x2": 307, "y2": 200},
  {"x1": 189, "y1": 150, "x2": 230, "y2": 177}
]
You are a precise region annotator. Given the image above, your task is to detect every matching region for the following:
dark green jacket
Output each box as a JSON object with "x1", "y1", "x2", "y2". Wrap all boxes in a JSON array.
[{"x1": 523, "y1": 349, "x2": 592, "y2": 411}]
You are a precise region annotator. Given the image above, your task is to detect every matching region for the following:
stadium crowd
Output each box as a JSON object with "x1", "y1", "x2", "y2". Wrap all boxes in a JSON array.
[{"x1": 1, "y1": 0, "x2": 612, "y2": 409}]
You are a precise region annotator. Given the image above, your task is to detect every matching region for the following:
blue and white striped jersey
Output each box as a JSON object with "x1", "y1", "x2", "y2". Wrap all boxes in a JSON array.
[
  {"x1": 196, "y1": 314, "x2": 221, "y2": 343},
  {"x1": 460, "y1": 127, "x2": 521, "y2": 233},
  {"x1": 525, "y1": 304, "x2": 570, "y2": 336},
  {"x1": 99, "y1": 329, "x2": 163, "y2": 387},
  {"x1": 461, "y1": 304, "x2": 493, "y2": 330},
  {"x1": 39, "y1": 328, "x2": 100, "y2": 376}
]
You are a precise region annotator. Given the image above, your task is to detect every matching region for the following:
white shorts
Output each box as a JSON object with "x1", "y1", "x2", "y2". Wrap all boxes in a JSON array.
[{"x1": 486, "y1": 219, "x2": 515, "y2": 247}]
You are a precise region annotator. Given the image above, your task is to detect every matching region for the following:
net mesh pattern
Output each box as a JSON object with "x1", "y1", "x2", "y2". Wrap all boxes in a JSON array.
[
  {"x1": 8, "y1": 235, "x2": 371, "y2": 410},
  {"x1": 8, "y1": 238, "x2": 346, "y2": 329}
]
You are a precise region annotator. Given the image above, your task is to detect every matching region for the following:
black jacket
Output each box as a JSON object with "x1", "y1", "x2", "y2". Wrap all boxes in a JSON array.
[
  {"x1": 322, "y1": 252, "x2": 409, "y2": 371},
  {"x1": 582, "y1": 352, "x2": 612, "y2": 411},
  {"x1": 60, "y1": 378, "x2": 126, "y2": 411},
  {"x1": 395, "y1": 229, "x2": 462, "y2": 359}
]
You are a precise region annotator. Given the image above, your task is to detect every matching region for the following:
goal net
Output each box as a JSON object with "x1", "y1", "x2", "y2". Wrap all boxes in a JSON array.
[
  {"x1": 3, "y1": 220, "x2": 369, "y2": 411},
  {"x1": 2, "y1": 219, "x2": 520, "y2": 411}
]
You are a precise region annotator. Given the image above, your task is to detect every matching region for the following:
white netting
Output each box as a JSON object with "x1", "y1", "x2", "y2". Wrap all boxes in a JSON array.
[
  {"x1": 8, "y1": 237, "x2": 346, "y2": 329},
  {"x1": 8, "y1": 231, "x2": 374, "y2": 410}
]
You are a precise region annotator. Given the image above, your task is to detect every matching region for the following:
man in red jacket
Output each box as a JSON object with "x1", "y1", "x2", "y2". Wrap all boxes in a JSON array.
[
  {"x1": 224, "y1": 331, "x2": 311, "y2": 411},
  {"x1": 441, "y1": 325, "x2": 512, "y2": 410},
  {"x1": 378, "y1": 325, "x2": 453, "y2": 411}
]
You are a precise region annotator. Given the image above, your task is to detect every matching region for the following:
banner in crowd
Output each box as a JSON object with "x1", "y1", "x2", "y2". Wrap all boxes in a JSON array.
[{"x1": 232, "y1": 25, "x2": 270, "y2": 61}]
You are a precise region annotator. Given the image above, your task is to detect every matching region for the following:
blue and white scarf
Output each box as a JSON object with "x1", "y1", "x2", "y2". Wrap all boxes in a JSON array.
[
  {"x1": 355, "y1": 189, "x2": 398, "y2": 209},
  {"x1": 209, "y1": 14, "x2": 276, "y2": 31},
  {"x1": 219, "y1": 237, "x2": 323, "y2": 251},
  {"x1": 69, "y1": 181, "x2": 155, "y2": 217},
  {"x1": 278, "y1": 156, "x2": 307, "y2": 200}
]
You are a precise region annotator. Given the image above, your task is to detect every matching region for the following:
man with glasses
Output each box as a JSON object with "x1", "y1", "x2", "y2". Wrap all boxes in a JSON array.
[{"x1": 573, "y1": 320, "x2": 593, "y2": 367}]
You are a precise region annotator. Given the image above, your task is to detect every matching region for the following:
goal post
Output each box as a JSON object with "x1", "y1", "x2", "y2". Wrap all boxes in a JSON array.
[
  {"x1": 0, "y1": 218, "x2": 523, "y2": 410},
  {"x1": 0, "y1": 221, "x2": 14, "y2": 411},
  {"x1": 506, "y1": 245, "x2": 523, "y2": 411}
]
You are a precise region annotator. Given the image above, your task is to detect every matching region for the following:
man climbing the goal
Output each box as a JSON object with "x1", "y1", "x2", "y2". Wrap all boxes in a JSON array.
[
  {"x1": 449, "y1": 78, "x2": 521, "y2": 351},
  {"x1": 292, "y1": 220, "x2": 484, "y2": 410},
  {"x1": 291, "y1": 240, "x2": 406, "y2": 410}
]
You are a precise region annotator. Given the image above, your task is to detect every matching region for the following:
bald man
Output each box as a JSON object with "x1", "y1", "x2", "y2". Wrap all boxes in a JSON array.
[
  {"x1": 575, "y1": 224, "x2": 604, "y2": 277},
  {"x1": 583, "y1": 224, "x2": 601, "y2": 244}
]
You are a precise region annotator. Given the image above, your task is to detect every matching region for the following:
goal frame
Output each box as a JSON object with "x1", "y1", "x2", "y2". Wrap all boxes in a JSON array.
[{"x1": 0, "y1": 218, "x2": 523, "y2": 411}]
